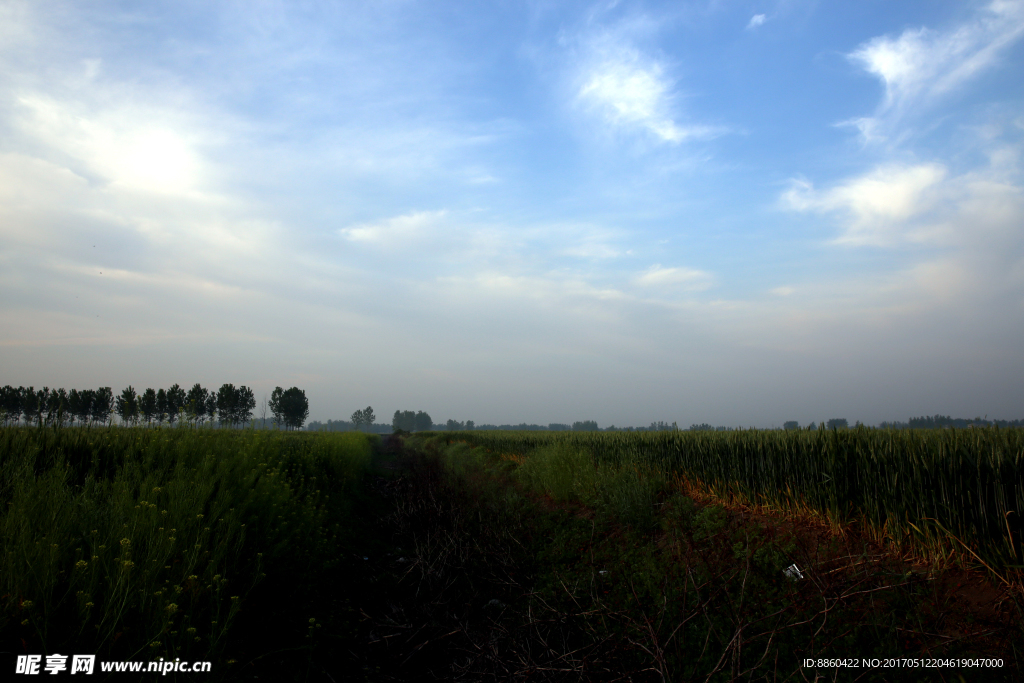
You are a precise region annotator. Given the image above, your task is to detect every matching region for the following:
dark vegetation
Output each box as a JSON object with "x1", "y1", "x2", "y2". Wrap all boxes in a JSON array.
[
  {"x1": 3, "y1": 425, "x2": 1022, "y2": 681},
  {"x1": 346, "y1": 434, "x2": 1022, "y2": 681},
  {"x1": 1, "y1": 426, "x2": 369, "y2": 680}
]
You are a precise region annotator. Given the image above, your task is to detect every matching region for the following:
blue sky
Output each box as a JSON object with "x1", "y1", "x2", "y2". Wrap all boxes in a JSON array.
[{"x1": 2, "y1": 0, "x2": 1023, "y2": 427}]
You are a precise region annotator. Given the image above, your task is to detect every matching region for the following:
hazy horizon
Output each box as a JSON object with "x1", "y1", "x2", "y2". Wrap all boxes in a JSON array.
[{"x1": 2, "y1": 1, "x2": 1023, "y2": 428}]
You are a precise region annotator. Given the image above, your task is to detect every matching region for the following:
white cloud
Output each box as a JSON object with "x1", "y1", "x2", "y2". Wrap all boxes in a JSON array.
[
  {"x1": 338, "y1": 210, "x2": 449, "y2": 248},
  {"x1": 782, "y1": 164, "x2": 947, "y2": 245},
  {"x1": 747, "y1": 14, "x2": 767, "y2": 30},
  {"x1": 635, "y1": 264, "x2": 712, "y2": 289},
  {"x1": 576, "y1": 43, "x2": 720, "y2": 144},
  {"x1": 847, "y1": 1, "x2": 1024, "y2": 139}
]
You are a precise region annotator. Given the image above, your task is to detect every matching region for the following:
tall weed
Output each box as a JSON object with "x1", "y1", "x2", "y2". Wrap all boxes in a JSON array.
[{"x1": 0, "y1": 426, "x2": 373, "y2": 663}]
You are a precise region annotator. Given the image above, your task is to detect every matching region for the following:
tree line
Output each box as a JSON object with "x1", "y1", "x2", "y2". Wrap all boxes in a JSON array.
[
  {"x1": 392, "y1": 410, "x2": 433, "y2": 432},
  {"x1": 880, "y1": 414, "x2": 1024, "y2": 429},
  {"x1": 0, "y1": 384, "x2": 309, "y2": 429}
]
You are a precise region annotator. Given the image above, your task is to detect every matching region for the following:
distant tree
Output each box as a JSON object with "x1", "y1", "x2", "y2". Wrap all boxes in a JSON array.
[
  {"x1": 0, "y1": 386, "x2": 21, "y2": 425},
  {"x1": 49, "y1": 388, "x2": 69, "y2": 425},
  {"x1": 185, "y1": 384, "x2": 208, "y2": 426},
  {"x1": 36, "y1": 388, "x2": 50, "y2": 425},
  {"x1": 826, "y1": 418, "x2": 848, "y2": 430},
  {"x1": 217, "y1": 384, "x2": 239, "y2": 426},
  {"x1": 92, "y1": 388, "x2": 114, "y2": 426},
  {"x1": 807, "y1": 422, "x2": 818, "y2": 431},
  {"x1": 44, "y1": 388, "x2": 62, "y2": 425},
  {"x1": 31, "y1": 387, "x2": 49, "y2": 426},
  {"x1": 66, "y1": 389, "x2": 82, "y2": 426},
  {"x1": 392, "y1": 410, "x2": 417, "y2": 432},
  {"x1": 21, "y1": 387, "x2": 38, "y2": 426},
  {"x1": 572, "y1": 420, "x2": 599, "y2": 432},
  {"x1": 140, "y1": 388, "x2": 158, "y2": 425},
  {"x1": 414, "y1": 411, "x2": 432, "y2": 432},
  {"x1": 204, "y1": 391, "x2": 217, "y2": 426},
  {"x1": 783, "y1": 421, "x2": 799, "y2": 430},
  {"x1": 548, "y1": 423, "x2": 570, "y2": 431},
  {"x1": 465, "y1": 420, "x2": 474, "y2": 430},
  {"x1": 29, "y1": 388, "x2": 49, "y2": 426},
  {"x1": 40, "y1": 388, "x2": 57, "y2": 424},
  {"x1": 269, "y1": 387, "x2": 285, "y2": 428},
  {"x1": 280, "y1": 387, "x2": 309, "y2": 430},
  {"x1": 237, "y1": 386, "x2": 255, "y2": 427},
  {"x1": 79, "y1": 389, "x2": 97, "y2": 425},
  {"x1": 351, "y1": 406, "x2": 375, "y2": 430},
  {"x1": 116, "y1": 386, "x2": 139, "y2": 426},
  {"x1": 445, "y1": 419, "x2": 464, "y2": 430},
  {"x1": 165, "y1": 384, "x2": 186, "y2": 425},
  {"x1": 156, "y1": 388, "x2": 168, "y2": 425}
]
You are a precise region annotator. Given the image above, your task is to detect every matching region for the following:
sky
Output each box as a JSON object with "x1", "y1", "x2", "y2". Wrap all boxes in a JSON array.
[{"x1": 1, "y1": 0, "x2": 1022, "y2": 428}]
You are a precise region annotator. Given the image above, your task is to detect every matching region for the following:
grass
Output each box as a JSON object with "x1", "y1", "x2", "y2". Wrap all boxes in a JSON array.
[
  {"x1": 432, "y1": 426, "x2": 1024, "y2": 578},
  {"x1": 1, "y1": 425, "x2": 373, "y2": 672},
  {"x1": 4, "y1": 425, "x2": 1020, "y2": 680},
  {"x1": 381, "y1": 432, "x2": 1023, "y2": 680}
]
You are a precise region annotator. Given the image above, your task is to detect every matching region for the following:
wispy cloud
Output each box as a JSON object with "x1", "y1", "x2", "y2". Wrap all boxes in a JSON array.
[
  {"x1": 566, "y1": 11, "x2": 724, "y2": 145},
  {"x1": 634, "y1": 264, "x2": 712, "y2": 289},
  {"x1": 339, "y1": 210, "x2": 449, "y2": 248},
  {"x1": 782, "y1": 164, "x2": 947, "y2": 246},
  {"x1": 746, "y1": 14, "x2": 767, "y2": 30},
  {"x1": 845, "y1": 0, "x2": 1024, "y2": 140},
  {"x1": 578, "y1": 52, "x2": 717, "y2": 143},
  {"x1": 782, "y1": 154, "x2": 1024, "y2": 322}
]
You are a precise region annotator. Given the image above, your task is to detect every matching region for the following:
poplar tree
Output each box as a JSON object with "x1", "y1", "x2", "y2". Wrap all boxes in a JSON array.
[
  {"x1": 186, "y1": 384, "x2": 207, "y2": 425},
  {"x1": 77, "y1": 389, "x2": 96, "y2": 425},
  {"x1": 92, "y1": 388, "x2": 114, "y2": 425},
  {"x1": 269, "y1": 387, "x2": 284, "y2": 428},
  {"x1": 0, "y1": 386, "x2": 23, "y2": 426},
  {"x1": 21, "y1": 387, "x2": 38, "y2": 426},
  {"x1": 166, "y1": 384, "x2": 185, "y2": 425},
  {"x1": 217, "y1": 384, "x2": 239, "y2": 426},
  {"x1": 156, "y1": 388, "x2": 168, "y2": 425},
  {"x1": 237, "y1": 386, "x2": 256, "y2": 426},
  {"x1": 140, "y1": 388, "x2": 158, "y2": 425},
  {"x1": 47, "y1": 388, "x2": 68, "y2": 425},
  {"x1": 116, "y1": 386, "x2": 139, "y2": 426}
]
